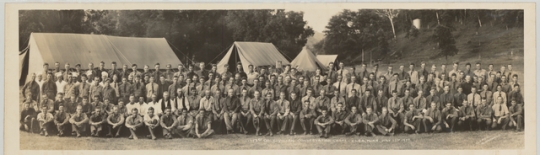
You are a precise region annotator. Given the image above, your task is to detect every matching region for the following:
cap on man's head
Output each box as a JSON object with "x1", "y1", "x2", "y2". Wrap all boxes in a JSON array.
[
  {"x1": 112, "y1": 61, "x2": 116, "y2": 65},
  {"x1": 75, "y1": 64, "x2": 81, "y2": 67},
  {"x1": 156, "y1": 63, "x2": 160, "y2": 66}
]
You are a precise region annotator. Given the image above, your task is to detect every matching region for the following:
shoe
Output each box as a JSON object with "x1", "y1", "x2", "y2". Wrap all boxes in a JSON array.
[
  {"x1": 128, "y1": 135, "x2": 133, "y2": 139},
  {"x1": 388, "y1": 133, "x2": 394, "y2": 136},
  {"x1": 319, "y1": 134, "x2": 324, "y2": 138},
  {"x1": 105, "y1": 134, "x2": 113, "y2": 137},
  {"x1": 303, "y1": 132, "x2": 308, "y2": 135},
  {"x1": 152, "y1": 136, "x2": 157, "y2": 140},
  {"x1": 133, "y1": 136, "x2": 138, "y2": 140},
  {"x1": 324, "y1": 134, "x2": 329, "y2": 138},
  {"x1": 76, "y1": 134, "x2": 81, "y2": 138},
  {"x1": 40, "y1": 131, "x2": 44, "y2": 136},
  {"x1": 356, "y1": 132, "x2": 361, "y2": 136},
  {"x1": 244, "y1": 130, "x2": 248, "y2": 135},
  {"x1": 269, "y1": 132, "x2": 273, "y2": 136},
  {"x1": 276, "y1": 131, "x2": 282, "y2": 135}
]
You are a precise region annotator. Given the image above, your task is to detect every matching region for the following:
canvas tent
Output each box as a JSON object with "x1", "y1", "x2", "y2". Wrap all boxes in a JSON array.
[
  {"x1": 216, "y1": 42, "x2": 290, "y2": 74},
  {"x1": 316, "y1": 55, "x2": 338, "y2": 67},
  {"x1": 290, "y1": 47, "x2": 326, "y2": 71},
  {"x1": 20, "y1": 33, "x2": 182, "y2": 84}
]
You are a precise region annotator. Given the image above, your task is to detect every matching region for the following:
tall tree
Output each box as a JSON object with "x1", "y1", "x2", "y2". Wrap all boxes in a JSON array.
[{"x1": 374, "y1": 9, "x2": 400, "y2": 39}]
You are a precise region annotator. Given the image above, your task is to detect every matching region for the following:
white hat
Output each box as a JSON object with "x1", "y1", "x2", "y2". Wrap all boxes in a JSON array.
[
  {"x1": 55, "y1": 72, "x2": 63, "y2": 77},
  {"x1": 101, "y1": 71, "x2": 108, "y2": 77},
  {"x1": 71, "y1": 72, "x2": 79, "y2": 77}
]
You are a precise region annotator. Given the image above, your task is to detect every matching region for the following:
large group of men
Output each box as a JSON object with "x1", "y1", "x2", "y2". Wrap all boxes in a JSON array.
[{"x1": 20, "y1": 60, "x2": 524, "y2": 140}]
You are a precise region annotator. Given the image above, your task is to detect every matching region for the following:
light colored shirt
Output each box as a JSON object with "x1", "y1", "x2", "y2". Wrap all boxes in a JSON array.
[
  {"x1": 56, "y1": 81, "x2": 67, "y2": 93},
  {"x1": 492, "y1": 103, "x2": 509, "y2": 117},
  {"x1": 246, "y1": 72, "x2": 259, "y2": 85},
  {"x1": 146, "y1": 101, "x2": 162, "y2": 115},
  {"x1": 199, "y1": 97, "x2": 214, "y2": 111},
  {"x1": 126, "y1": 102, "x2": 141, "y2": 116},
  {"x1": 144, "y1": 114, "x2": 160, "y2": 126},
  {"x1": 467, "y1": 93, "x2": 482, "y2": 107}
]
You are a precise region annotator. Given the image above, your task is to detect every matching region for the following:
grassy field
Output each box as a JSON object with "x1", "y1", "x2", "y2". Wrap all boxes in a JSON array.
[{"x1": 20, "y1": 130, "x2": 523, "y2": 150}]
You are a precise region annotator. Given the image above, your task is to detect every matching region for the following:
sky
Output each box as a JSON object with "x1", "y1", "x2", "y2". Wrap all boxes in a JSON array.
[{"x1": 287, "y1": 8, "x2": 344, "y2": 33}]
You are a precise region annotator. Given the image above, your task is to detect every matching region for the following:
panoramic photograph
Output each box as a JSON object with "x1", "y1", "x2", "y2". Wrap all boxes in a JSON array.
[{"x1": 17, "y1": 8, "x2": 525, "y2": 150}]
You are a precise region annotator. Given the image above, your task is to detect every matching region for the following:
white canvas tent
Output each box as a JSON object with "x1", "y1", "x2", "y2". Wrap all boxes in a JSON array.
[
  {"x1": 216, "y1": 42, "x2": 290, "y2": 74},
  {"x1": 316, "y1": 55, "x2": 338, "y2": 67},
  {"x1": 20, "y1": 33, "x2": 182, "y2": 83},
  {"x1": 290, "y1": 47, "x2": 326, "y2": 71}
]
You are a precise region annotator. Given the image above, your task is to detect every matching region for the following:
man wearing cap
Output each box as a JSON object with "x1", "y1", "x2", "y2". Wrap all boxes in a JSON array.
[
  {"x1": 22, "y1": 73, "x2": 41, "y2": 102},
  {"x1": 146, "y1": 76, "x2": 160, "y2": 102}
]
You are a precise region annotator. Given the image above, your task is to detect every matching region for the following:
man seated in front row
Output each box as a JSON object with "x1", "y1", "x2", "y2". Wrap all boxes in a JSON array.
[
  {"x1": 376, "y1": 107, "x2": 397, "y2": 136},
  {"x1": 69, "y1": 105, "x2": 89, "y2": 137},
  {"x1": 37, "y1": 105, "x2": 54, "y2": 136},
  {"x1": 176, "y1": 109, "x2": 195, "y2": 138},
  {"x1": 403, "y1": 104, "x2": 422, "y2": 134},
  {"x1": 458, "y1": 100, "x2": 475, "y2": 131},
  {"x1": 491, "y1": 96, "x2": 509, "y2": 130},
  {"x1": 423, "y1": 102, "x2": 442, "y2": 133},
  {"x1": 53, "y1": 105, "x2": 70, "y2": 137},
  {"x1": 300, "y1": 100, "x2": 316, "y2": 135},
  {"x1": 144, "y1": 107, "x2": 160, "y2": 140},
  {"x1": 363, "y1": 107, "x2": 378, "y2": 136},
  {"x1": 89, "y1": 107, "x2": 108, "y2": 137},
  {"x1": 508, "y1": 99, "x2": 523, "y2": 131},
  {"x1": 160, "y1": 108, "x2": 177, "y2": 139},
  {"x1": 20, "y1": 101, "x2": 37, "y2": 133},
  {"x1": 314, "y1": 107, "x2": 334, "y2": 138},
  {"x1": 125, "y1": 108, "x2": 144, "y2": 140},
  {"x1": 107, "y1": 106, "x2": 124, "y2": 137}
]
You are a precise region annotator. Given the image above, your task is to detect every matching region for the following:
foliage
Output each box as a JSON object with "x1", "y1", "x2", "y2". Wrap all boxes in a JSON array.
[{"x1": 18, "y1": 10, "x2": 313, "y2": 65}]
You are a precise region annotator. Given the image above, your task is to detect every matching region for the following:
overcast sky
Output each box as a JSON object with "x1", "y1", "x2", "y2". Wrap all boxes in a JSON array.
[{"x1": 288, "y1": 8, "x2": 344, "y2": 33}]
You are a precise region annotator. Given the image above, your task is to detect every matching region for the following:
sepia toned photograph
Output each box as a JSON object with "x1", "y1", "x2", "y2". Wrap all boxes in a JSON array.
[{"x1": 5, "y1": 3, "x2": 536, "y2": 153}]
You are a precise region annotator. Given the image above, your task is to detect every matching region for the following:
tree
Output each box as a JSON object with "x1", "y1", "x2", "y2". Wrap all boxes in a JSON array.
[
  {"x1": 225, "y1": 10, "x2": 314, "y2": 60},
  {"x1": 319, "y1": 9, "x2": 388, "y2": 62},
  {"x1": 432, "y1": 24, "x2": 458, "y2": 60},
  {"x1": 374, "y1": 9, "x2": 400, "y2": 39}
]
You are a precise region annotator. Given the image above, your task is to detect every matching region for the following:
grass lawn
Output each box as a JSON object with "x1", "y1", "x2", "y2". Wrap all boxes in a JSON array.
[{"x1": 20, "y1": 130, "x2": 523, "y2": 150}]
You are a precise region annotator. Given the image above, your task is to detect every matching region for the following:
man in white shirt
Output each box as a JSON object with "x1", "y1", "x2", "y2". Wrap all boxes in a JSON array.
[
  {"x1": 409, "y1": 63, "x2": 419, "y2": 85},
  {"x1": 246, "y1": 64, "x2": 259, "y2": 86},
  {"x1": 144, "y1": 107, "x2": 160, "y2": 140},
  {"x1": 55, "y1": 75, "x2": 68, "y2": 94},
  {"x1": 146, "y1": 94, "x2": 162, "y2": 116},
  {"x1": 345, "y1": 76, "x2": 361, "y2": 98},
  {"x1": 467, "y1": 87, "x2": 482, "y2": 108},
  {"x1": 491, "y1": 96, "x2": 509, "y2": 130},
  {"x1": 125, "y1": 95, "x2": 140, "y2": 116},
  {"x1": 138, "y1": 96, "x2": 149, "y2": 116}
]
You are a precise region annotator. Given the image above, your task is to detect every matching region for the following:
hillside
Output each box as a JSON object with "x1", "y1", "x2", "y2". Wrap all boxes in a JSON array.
[{"x1": 350, "y1": 22, "x2": 524, "y2": 67}]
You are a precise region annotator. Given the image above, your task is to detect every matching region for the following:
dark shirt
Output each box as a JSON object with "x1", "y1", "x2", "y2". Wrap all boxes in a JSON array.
[
  {"x1": 289, "y1": 98, "x2": 302, "y2": 114},
  {"x1": 20, "y1": 108, "x2": 36, "y2": 122},
  {"x1": 223, "y1": 96, "x2": 239, "y2": 113}
]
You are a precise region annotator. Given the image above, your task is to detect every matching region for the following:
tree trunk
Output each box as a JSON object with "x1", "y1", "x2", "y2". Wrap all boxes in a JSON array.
[
  {"x1": 436, "y1": 12, "x2": 440, "y2": 25},
  {"x1": 389, "y1": 17, "x2": 397, "y2": 39},
  {"x1": 478, "y1": 15, "x2": 482, "y2": 27}
]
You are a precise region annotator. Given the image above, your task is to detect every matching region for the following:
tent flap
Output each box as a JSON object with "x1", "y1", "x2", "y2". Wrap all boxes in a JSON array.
[
  {"x1": 290, "y1": 47, "x2": 326, "y2": 71},
  {"x1": 216, "y1": 41, "x2": 290, "y2": 74}
]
